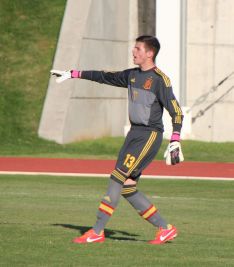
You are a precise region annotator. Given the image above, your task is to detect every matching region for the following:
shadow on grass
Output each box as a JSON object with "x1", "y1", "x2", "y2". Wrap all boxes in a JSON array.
[{"x1": 52, "y1": 223, "x2": 145, "y2": 242}]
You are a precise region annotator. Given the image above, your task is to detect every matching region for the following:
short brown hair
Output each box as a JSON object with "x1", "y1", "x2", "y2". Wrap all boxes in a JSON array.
[{"x1": 136, "y1": 35, "x2": 160, "y2": 61}]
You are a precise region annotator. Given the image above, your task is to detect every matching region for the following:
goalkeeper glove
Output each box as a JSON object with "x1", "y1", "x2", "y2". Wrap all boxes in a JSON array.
[
  {"x1": 50, "y1": 69, "x2": 81, "y2": 83},
  {"x1": 164, "y1": 132, "x2": 184, "y2": 165}
]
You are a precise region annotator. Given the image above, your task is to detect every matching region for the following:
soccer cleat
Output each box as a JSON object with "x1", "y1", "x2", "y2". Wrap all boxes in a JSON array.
[
  {"x1": 149, "y1": 224, "x2": 177, "y2": 244},
  {"x1": 72, "y1": 229, "x2": 105, "y2": 244}
]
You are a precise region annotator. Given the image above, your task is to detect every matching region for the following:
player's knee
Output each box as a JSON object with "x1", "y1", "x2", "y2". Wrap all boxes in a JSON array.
[{"x1": 124, "y1": 178, "x2": 137, "y2": 185}]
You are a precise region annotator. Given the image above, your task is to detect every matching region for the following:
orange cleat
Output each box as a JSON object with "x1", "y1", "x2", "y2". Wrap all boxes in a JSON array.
[
  {"x1": 72, "y1": 229, "x2": 105, "y2": 244},
  {"x1": 149, "y1": 224, "x2": 177, "y2": 244}
]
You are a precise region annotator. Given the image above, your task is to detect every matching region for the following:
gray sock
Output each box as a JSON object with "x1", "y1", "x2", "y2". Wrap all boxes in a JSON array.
[
  {"x1": 122, "y1": 185, "x2": 168, "y2": 228},
  {"x1": 93, "y1": 177, "x2": 123, "y2": 234}
]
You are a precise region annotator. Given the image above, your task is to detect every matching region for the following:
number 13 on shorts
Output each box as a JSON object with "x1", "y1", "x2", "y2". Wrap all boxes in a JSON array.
[{"x1": 123, "y1": 153, "x2": 136, "y2": 168}]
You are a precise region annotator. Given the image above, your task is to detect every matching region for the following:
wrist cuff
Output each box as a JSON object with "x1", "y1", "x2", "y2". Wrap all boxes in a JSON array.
[
  {"x1": 71, "y1": 70, "x2": 81, "y2": 78},
  {"x1": 171, "y1": 132, "x2": 180, "y2": 142}
]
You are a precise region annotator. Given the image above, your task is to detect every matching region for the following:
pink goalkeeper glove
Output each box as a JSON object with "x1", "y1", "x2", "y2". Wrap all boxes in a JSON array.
[
  {"x1": 170, "y1": 132, "x2": 180, "y2": 142},
  {"x1": 71, "y1": 70, "x2": 81, "y2": 78}
]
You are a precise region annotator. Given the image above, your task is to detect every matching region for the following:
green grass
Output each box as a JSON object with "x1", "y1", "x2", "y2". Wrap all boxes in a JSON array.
[
  {"x1": 0, "y1": 136, "x2": 234, "y2": 163},
  {"x1": 0, "y1": 0, "x2": 66, "y2": 144},
  {"x1": 0, "y1": 175, "x2": 234, "y2": 267}
]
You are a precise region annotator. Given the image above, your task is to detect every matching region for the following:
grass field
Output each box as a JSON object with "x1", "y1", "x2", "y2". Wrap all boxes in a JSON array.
[
  {"x1": 1, "y1": 175, "x2": 234, "y2": 267},
  {"x1": 0, "y1": 0, "x2": 66, "y2": 145},
  {"x1": 1, "y1": 136, "x2": 234, "y2": 163}
]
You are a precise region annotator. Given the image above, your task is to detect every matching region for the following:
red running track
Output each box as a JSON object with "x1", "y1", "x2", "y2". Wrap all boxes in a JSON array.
[{"x1": 0, "y1": 157, "x2": 233, "y2": 179}]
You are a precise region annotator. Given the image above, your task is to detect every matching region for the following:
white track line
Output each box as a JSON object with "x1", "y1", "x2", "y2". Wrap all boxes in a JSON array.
[{"x1": 0, "y1": 171, "x2": 233, "y2": 181}]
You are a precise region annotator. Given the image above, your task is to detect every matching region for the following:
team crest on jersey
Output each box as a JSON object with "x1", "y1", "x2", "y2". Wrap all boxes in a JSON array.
[{"x1": 143, "y1": 77, "x2": 153, "y2": 90}]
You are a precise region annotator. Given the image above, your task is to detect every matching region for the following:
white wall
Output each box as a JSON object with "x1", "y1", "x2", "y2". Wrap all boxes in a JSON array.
[
  {"x1": 156, "y1": 0, "x2": 182, "y2": 99},
  {"x1": 186, "y1": 0, "x2": 234, "y2": 141},
  {"x1": 156, "y1": 0, "x2": 190, "y2": 139}
]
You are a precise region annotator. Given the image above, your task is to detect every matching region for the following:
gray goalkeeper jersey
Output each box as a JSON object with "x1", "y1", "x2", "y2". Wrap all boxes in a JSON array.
[{"x1": 81, "y1": 67, "x2": 183, "y2": 133}]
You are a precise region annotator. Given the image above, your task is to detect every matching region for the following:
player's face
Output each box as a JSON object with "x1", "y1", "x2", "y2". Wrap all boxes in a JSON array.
[{"x1": 132, "y1": 42, "x2": 152, "y2": 66}]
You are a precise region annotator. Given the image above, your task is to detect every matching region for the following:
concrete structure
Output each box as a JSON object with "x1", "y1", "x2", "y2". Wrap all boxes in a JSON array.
[
  {"x1": 39, "y1": 0, "x2": 234, "y2": 143},
  {"x1": 39, "y1": 0, "x2": 137, "y2": 143},
  {"x1": 186, "y1": 0, "x2": 234, "y2": 141},
  {"x1": 157, "y1": 0, "x2": 234, "y2": 142}
]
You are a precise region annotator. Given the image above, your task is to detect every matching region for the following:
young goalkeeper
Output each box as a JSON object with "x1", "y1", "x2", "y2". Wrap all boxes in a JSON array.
[{"x1": 51, "y1": 35, "x2": 184, "y2": 244}]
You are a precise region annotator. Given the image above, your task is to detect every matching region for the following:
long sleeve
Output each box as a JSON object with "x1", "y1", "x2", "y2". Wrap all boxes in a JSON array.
[{"x1": 81, "y1": 69, "x2": 132, "y2": 88}]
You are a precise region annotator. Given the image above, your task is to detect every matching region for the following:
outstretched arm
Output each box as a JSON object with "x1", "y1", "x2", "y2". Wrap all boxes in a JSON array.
[{"x1": 50, "y1": 69, "x2": 132, "y2": 88}]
